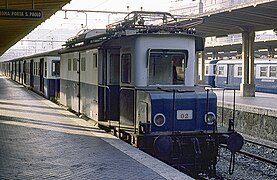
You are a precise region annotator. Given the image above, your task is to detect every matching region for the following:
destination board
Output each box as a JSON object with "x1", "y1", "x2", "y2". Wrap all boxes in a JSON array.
[{"x1": 0, "y1": 9, "x2": 43, "y2": 19}]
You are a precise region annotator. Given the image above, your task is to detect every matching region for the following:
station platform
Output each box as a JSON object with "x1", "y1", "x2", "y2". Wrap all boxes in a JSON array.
[
  {"x1": 0, "y1": 76, "x2": 192, "y2": 180},
  {"x1": 213, "y1": 88, "x2": 277, "y2": 111}
]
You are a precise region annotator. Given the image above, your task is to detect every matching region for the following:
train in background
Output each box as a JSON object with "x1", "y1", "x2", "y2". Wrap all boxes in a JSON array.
[
  {"x1": 204, "y1": 58, "x2": 277, "y2": 93},
  {"x1": 59, "y1": 11, "x2": 243, "y2": 177},
  {"x1": 0, "y1": 49, "x2": 60, "y2": 99}
]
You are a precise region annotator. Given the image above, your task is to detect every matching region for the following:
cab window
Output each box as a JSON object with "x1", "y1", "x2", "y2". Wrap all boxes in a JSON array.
[
  {"x1": 149, "y1": 50, "x2": 187, "y2": 85},
  {"x1": 121, "y1": 54, "x2": 131, "y2": 83}
]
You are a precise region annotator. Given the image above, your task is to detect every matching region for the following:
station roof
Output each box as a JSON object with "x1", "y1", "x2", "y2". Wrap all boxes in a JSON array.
[
  {"x1": 205, "y1": 39, "x2": 277, "y2": 57},
  {"x1": 188, "y1": 0, "x2": 277, "y2": 37},
  {"x1": 0, "y1": 0, "x2": 71, "y2": 56}
]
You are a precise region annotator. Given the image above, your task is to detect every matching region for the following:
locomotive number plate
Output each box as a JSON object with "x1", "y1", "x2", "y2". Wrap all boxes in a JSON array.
[{"x1": 177, "y1": 110, "x2": 193, "y2": 120}]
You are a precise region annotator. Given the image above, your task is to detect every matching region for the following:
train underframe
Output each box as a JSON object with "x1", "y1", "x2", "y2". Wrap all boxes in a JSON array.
[{"x1": 109, "y1": 125, "x2": 233, "y2": 178}]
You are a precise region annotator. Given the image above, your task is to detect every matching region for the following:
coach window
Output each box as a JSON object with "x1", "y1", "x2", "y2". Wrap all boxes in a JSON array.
[
  {"x1": 218, "y1": 66, "x2": 224, "y2": 75},
  {"x1": 269, "y1": 66, "x2": 277, "y2": 77},
  {"x1": 260, "y1": 67, "x2": 268, "y2": 77},
  {"x1": 121, "y1": 54, "x2": 131, "y2": 83},
  {"x1": 73, "y1": 58, "x2": 78, "y2": 71},
  {"x1": 81, "y1": 57, "x2": 86, "y2": 71},
  {"x1": 68, "y1": 59, "x2": 72, "y2": 71},
  {"x1": 93, "y1": 53, "x2": 97, "y2": 68},
  {"x1": 52, "y1": 61, "x2": 60, "y2": 76},
  {"x1": 237, "y1": 66, "x2": 242, "y2": 76}
]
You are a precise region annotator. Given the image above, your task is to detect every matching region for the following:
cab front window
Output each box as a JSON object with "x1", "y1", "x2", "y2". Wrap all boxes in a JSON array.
[{"x1": 148, "y1": 50, "x2": 188, "y2": 85}]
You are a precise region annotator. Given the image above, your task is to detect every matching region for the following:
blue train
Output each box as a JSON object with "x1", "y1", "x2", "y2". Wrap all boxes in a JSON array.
[
  {"x1": 205, "y1": 58, "x2": 277, "y2": 93},
  {"x1": 0, "y1": 49, "x2": 60, "y2": 99},
  {"x1": 59, "y1": 11, "x2": 243, "y2": 177}
]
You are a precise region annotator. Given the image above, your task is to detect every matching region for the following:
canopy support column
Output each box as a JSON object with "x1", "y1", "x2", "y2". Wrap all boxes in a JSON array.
[{"x1": 240, "y1": 30, "x2": 255, "y2": 97}]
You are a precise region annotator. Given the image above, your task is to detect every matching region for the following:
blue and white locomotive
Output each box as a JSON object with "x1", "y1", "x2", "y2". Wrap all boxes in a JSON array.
[
  {"x1": 0, "y1": 49, "x2": 60, "y2": 99},
  {"x1": 60, "y1": 11, "x2": 243, "y2": 177}
]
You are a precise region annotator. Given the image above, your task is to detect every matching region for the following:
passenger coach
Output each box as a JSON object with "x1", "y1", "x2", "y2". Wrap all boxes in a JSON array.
[
  {"x1": 215, "y1": 58, "x2": 277, "y2": 93},
  {"x1": 0, "y1": 49, "x2": 60, "y2": 99}
]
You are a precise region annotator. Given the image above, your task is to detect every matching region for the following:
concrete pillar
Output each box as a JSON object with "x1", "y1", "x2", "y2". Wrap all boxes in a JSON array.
[
  {"x1": 195, "y1": 51, "x2": 205, "y2": 84},
  {"x1": 249, "y1": 31, "x2": 255, "y2": 85},
  {"x1": 199, "y1": 51, "x2": 205, "y2": 84},
  {"x1": 240, "y1": 31, "x2": 255, "y2": 97}
]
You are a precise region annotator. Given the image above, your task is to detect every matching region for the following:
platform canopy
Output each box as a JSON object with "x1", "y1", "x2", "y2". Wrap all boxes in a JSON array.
[
  {"x1": 0, "y1": 0, "x2": 71, "y2": 56},
  {"x1": 187, "y1": 0, "x2": 277, "y2": 37}
]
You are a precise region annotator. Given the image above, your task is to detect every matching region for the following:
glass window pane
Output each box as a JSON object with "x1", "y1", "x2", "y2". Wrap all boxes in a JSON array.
[
  {"x1": 149, "y1": 50, "x2": 187, "y2": 85},
  {"x1": 218, "y1": 66, "x2": 224, "y2": 75},
  {"x1": 260, "y1": 67, "x2": 268, "y2": 77},
  {"x1": 73, "y1": 58, "x2": 78, "y2": 71},
  {"x1": 81, "y1": 57, "x2": 86, "y2": 71},
  {"x1": 270, "y1": 66, "x2": 277, "y2": 77},
  {"x1": 237, "y1": 66, "x2": 242, "y2": 76},
  {"x1": 121, "y1": 54, "x2": 131, "y2": 83},
  {"x1": 110, "y1": 54, "x2": 120, "y2": 84},
  {"x1": 93, "y1": 54, "x2": 97, "y2": 68},
  {"x1": 52, "y1": 61, "x2": 60, "y2": 76},
  {"x1": 68, "y1": 59, "x2": 71, "y2": 71}
]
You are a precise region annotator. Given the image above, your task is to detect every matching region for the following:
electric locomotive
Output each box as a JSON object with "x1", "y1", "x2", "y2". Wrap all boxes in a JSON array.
[{"x1": 60, "y1": 11, "x2": 243, "y2": 177}]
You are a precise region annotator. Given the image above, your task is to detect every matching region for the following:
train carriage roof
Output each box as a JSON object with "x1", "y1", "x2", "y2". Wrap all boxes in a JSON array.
[
  {"x1": 1, "y1": 48, "x2": 61, "y2": 63},
  {"x1": 216, "y1": 58, "x2": 277, "y2": 65},
  {"x1": 25, "y1": 48, "x2": 61, "y2": 59},
  {"x1": 24, "y1": 49, "x2": 61, "y2": 59}
]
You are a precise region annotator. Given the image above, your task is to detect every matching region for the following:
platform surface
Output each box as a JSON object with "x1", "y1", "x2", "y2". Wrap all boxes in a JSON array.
[
  {"x1": 213, "y1": 88, "x2": 277, "y2": 110},
  {"x1": 0, "y1": 76, "x2": 192, "y2": 180}
]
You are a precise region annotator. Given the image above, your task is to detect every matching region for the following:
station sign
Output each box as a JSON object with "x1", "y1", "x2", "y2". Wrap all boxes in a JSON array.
[{"x1": 0, "y1": 9, "x2": 43, "y2": 19}]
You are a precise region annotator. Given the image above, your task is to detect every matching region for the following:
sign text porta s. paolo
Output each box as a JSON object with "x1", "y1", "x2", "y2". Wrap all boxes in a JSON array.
[{"x1": 0, "y1": 9, "x2": 43, "y2": 19}]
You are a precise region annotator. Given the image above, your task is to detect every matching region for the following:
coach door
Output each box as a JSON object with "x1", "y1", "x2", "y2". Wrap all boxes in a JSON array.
[
  {"x1": 30, "y1": 60, "x2": 34, "y2": 88},
  {"x1": 23, "y1": 61, "x2": 27, "y2": 84},
  {"x1": 39, "y1": 58, "x2": 44, "y2": 92},
  {"x1": 227, "y1": 64, "x2": 234, "y2": 85}
]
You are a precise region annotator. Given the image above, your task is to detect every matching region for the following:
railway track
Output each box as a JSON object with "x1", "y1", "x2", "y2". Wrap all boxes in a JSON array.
[
  {"x1": 221, "y1": 138, "x2": 277, "y2": 165},
  {"x1": 237, "y1": 149, "x2": 277, "y2": 166}
]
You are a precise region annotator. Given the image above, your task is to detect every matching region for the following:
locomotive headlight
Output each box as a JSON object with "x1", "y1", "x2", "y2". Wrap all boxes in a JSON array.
[
  {"x1": 153, "y1": 113, "x2": 166, "y2": 127},
  {"x1": 205, "y1": 112, "x2": 216, "y2": 125}
]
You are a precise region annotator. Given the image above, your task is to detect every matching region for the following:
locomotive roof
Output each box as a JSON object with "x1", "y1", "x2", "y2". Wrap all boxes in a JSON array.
[{"x1": 63, "y1": 11, "x2": 203, "y2": 50}]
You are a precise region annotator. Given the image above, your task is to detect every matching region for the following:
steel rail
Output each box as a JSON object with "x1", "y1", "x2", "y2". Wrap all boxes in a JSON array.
[
  {"x1": 244, "y1": 139, "x2": 277, "y2": 151},
  {"x1": 220, "y1": 144, "x2": 277, "y2": 166}
]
